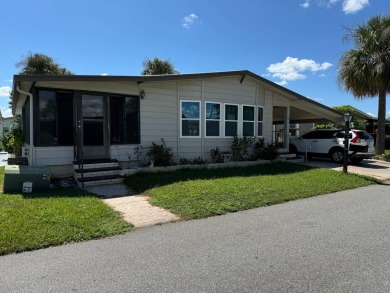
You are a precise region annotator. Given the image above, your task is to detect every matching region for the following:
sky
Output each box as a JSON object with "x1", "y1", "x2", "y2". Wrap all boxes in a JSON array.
[{"x1": 0, "y1": 0, "x2": 389, "y2": 118}]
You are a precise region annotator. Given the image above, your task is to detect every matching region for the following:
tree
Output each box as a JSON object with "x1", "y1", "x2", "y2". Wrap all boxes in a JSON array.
[
  {"x1": 16, "y1": 52, "x2": 73, "y2": 75},
  {"x1": 338, "y1": 15, "x2": 390, "y2": 155},
  {"x1": 141, "y1": 57, "x2": 178, "y2": 75}
]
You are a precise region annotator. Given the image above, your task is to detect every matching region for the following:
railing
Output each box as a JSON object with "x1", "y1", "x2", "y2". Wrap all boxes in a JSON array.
[{"x1": 296, "y1": 135, "x2": 311, "y2": 162}]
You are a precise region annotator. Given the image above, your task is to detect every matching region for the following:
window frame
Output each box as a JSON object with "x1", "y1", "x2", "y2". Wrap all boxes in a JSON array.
[
  {"x1": 205, "y1": 101, "x2": 221, "y2": 138},
  {"x1": 180, "y1": 100, "x2": 201, "y2": 138},
  {"x1": 242, "y1": 104, "x2": 255, "y2": 137},
  {"x1": 223, "y1": 103, "x2": 239, "y2": 138},
  {"x1": 257, "y1": 106, "x2": 264, "y2": 138}
]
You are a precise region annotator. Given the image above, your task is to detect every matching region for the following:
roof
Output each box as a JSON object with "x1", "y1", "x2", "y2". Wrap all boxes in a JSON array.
[{"x1": 12, "y1": 70, "x2": 343, "y2": 122}]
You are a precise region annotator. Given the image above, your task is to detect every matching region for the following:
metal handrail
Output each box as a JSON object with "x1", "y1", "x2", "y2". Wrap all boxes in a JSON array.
[{"x1": 296, "y1": 135, "x2": 312, "y2": 162}]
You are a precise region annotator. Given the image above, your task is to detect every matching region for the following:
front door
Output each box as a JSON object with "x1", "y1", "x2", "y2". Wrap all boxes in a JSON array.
[{"x1": 75, "y1": 93, "x2": 109, "y2": 160}]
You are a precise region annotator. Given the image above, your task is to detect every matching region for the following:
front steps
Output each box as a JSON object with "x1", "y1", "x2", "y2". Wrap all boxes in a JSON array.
[{"x1": 73, "y1": 158, "x2": 124, "y2": 187}]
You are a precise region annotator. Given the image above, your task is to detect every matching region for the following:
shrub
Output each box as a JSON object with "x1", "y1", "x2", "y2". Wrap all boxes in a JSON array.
[
  {"x1": 210, "y1": 147, "x2": 223, "y2": 163},
  {"x1": 191, "y1": 156, "x2": 207, "y2": 165},
  {"x1": 146, "y1": 139, "x2": 174, "y2": 167},
  {"x1": 231, "y1": 136, "x2": 255, "y2": 161},
  {"x1": 179, "y1": 157, "x2": 191, "y2": 165},
  {"x1": 253, "y1": 138, "x2": 279, "y2": 161},
  {"x1": 1, "y1": 115, "x2": 24, "y2": 155}
]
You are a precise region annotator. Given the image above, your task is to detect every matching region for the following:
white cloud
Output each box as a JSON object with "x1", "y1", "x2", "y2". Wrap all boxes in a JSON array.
[
  {"x1": 1, "y1": 108, "x2": 12, "y2": 118},
  {"x1": 0, "y1": 86, "x2": 11, "y2": 98},
  {"x1": 300, "y1": 1, "x2": 310, "y2": 8},
  {"x1": 316, "y1": 0, "x2": 369, "y2": 13},
  {"x1": 100, "y1": 73, "x2": 108, "y2": 76},
  {"x1": 182, "y1": 13, "x2": 199, "y2": 29},
  {"x1": 342, "y1": 0, "x2": 369, "y2": 14},
  {"x1": 266, "y1": 57, "x2": 333, "y2": 84}
]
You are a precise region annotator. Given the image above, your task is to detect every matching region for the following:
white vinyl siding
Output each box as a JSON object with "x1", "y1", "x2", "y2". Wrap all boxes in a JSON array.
[
  {"x1": 180, "y1": 100, "x2": 201, "y2": 138},
  {"x1": 205, "y1": 102, "x2": 221, "y2": 137}
]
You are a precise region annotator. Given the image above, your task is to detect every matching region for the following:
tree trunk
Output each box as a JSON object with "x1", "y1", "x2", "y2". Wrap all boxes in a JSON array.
[{"x1": 375, "y1": 90, "x2": 386, "y2": 155}]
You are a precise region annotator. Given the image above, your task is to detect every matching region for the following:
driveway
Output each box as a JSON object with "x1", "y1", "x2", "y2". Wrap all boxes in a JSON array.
[{"x1": 302, "y1": 158, "x2": 390, "y2": 181}]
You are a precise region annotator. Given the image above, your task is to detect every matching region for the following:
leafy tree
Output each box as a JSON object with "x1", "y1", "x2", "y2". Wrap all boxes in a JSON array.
[
  {"x1": 141, "y1": 57, "x2": 178, "y2": 75},
  {"x1": 338, "y1": 15, "x2": 390, "y2": 155},
  {"x1": 16, "y1": 52, "x2": 73, "y2": 75},
  {"x1": 1, "y1": 115, "x2": 23, "y2": 155},
  {"x1": 332, "y1": 105, "x2": 366, "y2": 130}
]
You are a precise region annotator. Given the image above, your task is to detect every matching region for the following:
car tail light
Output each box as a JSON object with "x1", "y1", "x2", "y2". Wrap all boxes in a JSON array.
[{"x1": 351, "y1": 130, "x2": 361, "y2": 143}]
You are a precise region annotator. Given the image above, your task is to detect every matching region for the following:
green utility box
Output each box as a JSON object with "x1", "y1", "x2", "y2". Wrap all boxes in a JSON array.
[{"x1": 4, "y1": 165, "x2": 50, "y2": 193}]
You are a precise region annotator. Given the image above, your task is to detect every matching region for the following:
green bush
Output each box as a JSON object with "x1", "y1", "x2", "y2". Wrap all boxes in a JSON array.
[
  {"x1": 231, "y1": 136, "x2": 255, "y2": 161},
  {"x1": 146, "y1": 139, "x2": 174, "y2": 167},
  {"x1": 253, "y1": 138, "x2": 279, "y2": 161},
  {"x1": 385, "y1": 135, "x2": 390, "y2": 150}
]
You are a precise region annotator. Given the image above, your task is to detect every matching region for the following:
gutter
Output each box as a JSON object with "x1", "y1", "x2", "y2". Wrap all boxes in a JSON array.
[{"x1": 15, "y1": 86, "x2": 34, "y2": 166}]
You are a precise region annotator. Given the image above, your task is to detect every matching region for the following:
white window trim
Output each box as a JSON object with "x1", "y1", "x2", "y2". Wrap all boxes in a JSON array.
[
  {"x1": 257, "y1": 106, "x2": 264, "y2": 138},
  {"x1": 180, "y1": 100, "x2": 201, "y2": 138},
  {"x1": 242, "y1": 104, "x2": 255, "y2": 137},
  {"x1": 205, "y1": 101, "x2": 221, "y2": 138},
  {"x1": 223, "y1": 103, "x2": 239, "y2": 138}
]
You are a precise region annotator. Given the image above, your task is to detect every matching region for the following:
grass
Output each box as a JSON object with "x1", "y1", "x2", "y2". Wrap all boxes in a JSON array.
[
  {"x1": 374, "y1": 150, "x2": 390, "y2": 161},
  {"x1": 0, "y1": 167, "x2": 131, "y2": 256},
  {"x1": 125, "y1": 162, "x2": 379, "y2": 219}
]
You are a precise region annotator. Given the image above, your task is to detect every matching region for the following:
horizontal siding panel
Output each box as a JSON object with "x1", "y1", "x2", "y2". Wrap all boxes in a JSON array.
[{"x1": 141, "y1": 104, "x2": 177, "y2": 114}]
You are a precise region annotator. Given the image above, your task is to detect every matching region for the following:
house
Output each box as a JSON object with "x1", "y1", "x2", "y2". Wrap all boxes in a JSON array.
[
  {"x1": 12, "y1": 70, "x2": 343, "y2": 183},
  {"x1": 0, "y1": 114, "x2": 15, "y2": 139}
]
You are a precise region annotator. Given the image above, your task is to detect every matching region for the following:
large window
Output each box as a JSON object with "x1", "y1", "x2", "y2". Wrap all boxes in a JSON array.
[
  {"x1": 205, "y1": 102, "x2": 220, "y2": 137},
  {"x1": 110, "y1": 95, "x2": 140, "y2": 144},
  {"x1": 242, "y1": 105, "x2": 255, "y2": 136},
  {"x1": 224, "y1": 104, "x2": 238, "y2": 137},
  {"x1": 258, "y1": 107, "x2": 264, "y2": 137},
  {"x1": 181, "y1": 101, "x2": 200, "y2": 137},
  {"x1": 38, "y1": 90, "x2": 74, "y2": 146}
]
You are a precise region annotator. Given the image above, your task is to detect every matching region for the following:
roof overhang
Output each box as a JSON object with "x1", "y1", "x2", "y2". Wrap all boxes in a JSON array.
[{"x1": 12, "y1": 70, "x2": 343, "y2": 123}]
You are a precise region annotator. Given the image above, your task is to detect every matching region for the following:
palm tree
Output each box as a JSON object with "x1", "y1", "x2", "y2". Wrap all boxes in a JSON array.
[
  {"x1": 141, "y1": 57, "x2": 178, "y2": 75},
  {"x1": 338, "y1": 15, "x2": 390, "y2": 155},
  {"x1": 16, "y1": 52, "x2": 73, "y2": 75}
]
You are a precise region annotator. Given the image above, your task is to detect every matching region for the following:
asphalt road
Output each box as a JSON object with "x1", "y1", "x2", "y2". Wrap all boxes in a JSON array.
[{"x1": 1, "y1": 183, "x2": 390, "y2": 293}]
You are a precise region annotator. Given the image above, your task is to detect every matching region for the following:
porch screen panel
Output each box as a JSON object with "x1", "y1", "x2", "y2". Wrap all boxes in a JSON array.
[
  {"x1": 39, "y1": 91, "x2": 57, "y2": 145},
  {"x1": 125, "y1": 96, "x2": 140, "y2": 144},
  {"x1": 57, "y1": 92, "x2": 73, "y2": 145},
  {"x1": 225, "y1": 104, "x2": 238, "y2": 137},
  {"x1": 243, "y1": 106, "x2": 255, "y2": 136}
]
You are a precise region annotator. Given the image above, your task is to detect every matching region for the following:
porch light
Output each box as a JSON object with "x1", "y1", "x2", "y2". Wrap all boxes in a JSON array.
[
  {"x1": 140, "y1": 90, "x2": 145, "y2": 99},
  {"x1": 343, "y1": 112, "x2": 353, "y2": 173}
]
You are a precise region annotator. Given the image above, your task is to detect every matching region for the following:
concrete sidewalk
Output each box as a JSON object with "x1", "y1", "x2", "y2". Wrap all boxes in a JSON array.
[{"x1": 85, "y1": 184, "x2": 180, "y2": 228}]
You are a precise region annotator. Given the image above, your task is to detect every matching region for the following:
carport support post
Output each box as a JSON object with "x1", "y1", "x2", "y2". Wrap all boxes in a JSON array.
[{"x1": 343, "y1": 113, "x2": 352, "y2": 173}]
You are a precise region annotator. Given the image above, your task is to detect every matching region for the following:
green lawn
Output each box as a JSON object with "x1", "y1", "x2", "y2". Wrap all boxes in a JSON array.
[
  {"x1": 125, "y1": 162, "x2": 379, "y2": 219},
  {"x1": 0, "y1": 167, "x2": 131, "y2": 256}
]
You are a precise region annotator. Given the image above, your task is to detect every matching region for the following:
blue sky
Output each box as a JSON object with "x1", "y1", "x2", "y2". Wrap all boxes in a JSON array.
[{"x1": 0, "y1": 0, "x2": 389, "y2": 118}]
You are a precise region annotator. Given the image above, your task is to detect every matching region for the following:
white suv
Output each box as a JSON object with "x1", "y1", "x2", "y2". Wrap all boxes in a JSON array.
[{"x1": 289, "y1": 129, "x2": 375, "y2": 163}]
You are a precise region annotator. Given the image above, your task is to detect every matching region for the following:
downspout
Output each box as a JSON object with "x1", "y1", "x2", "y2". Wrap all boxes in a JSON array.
[{"x1": 16, "y1": 86, "x2": 34, "y2": 166}]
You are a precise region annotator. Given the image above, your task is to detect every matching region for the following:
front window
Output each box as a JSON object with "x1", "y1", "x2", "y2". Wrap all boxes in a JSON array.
[
  {"x1": 243, "y1": 105, "x2": 255, "y2": 136},
  {"x1": 258, "y1": 107, "x2": 263, "y2": 137},
  {"x1": 205, "y1": 102, "x2": 220, "y2": 137},
  {"x1": 181, "y1": 101, "x2": 200, "y2": 137},
  {"x1": 224, "y1": 104, "x2": 238, "y2": 137}
]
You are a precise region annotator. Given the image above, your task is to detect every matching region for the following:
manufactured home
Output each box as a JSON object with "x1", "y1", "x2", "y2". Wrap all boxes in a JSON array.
[{"x1": 12, "y1": 70, "x2": 342, "y2": 184}]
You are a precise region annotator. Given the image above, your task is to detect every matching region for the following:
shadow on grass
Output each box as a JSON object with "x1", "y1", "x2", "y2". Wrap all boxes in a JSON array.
[
  {"x1": 125, "y1": 162, "x2": 317, "y2": 193},
  {"x1": 15, "y1": 188, "x2": 97, "y2": 199}
]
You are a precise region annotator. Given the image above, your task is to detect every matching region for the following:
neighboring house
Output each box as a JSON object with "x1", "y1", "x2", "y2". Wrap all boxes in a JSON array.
[
  {"x1": 0, "y1": 114, "x2": 15, "y2": 139},
  {"x1": 12, "y1": 70, "x2": 343, "y2": 177}
]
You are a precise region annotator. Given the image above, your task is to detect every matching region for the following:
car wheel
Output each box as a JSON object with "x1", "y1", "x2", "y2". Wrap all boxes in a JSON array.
[
  {"x1": 349, "y1": 157, "x2": 364, "y2": 163},
  {"x1": 330, "y1": 148, "x2": 344, "y2": 163}
]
